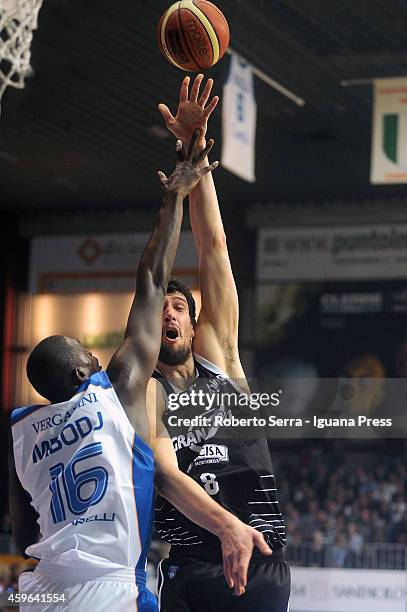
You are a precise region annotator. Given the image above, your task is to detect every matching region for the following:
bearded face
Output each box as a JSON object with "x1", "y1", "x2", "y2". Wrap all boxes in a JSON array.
[{"x1": 159, "y1": 292, "x2": 195, "y2": 366}]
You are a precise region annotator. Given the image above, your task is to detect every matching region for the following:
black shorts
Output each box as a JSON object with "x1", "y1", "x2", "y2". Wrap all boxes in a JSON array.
[{"x1": 157, "y1": 556, "x2": 290, "y2": 612}]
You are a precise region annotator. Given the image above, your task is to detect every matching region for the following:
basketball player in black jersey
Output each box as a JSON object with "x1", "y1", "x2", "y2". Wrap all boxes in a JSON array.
[{"x1": 148, "y1": 76, "x2": 291, "y2": 611}]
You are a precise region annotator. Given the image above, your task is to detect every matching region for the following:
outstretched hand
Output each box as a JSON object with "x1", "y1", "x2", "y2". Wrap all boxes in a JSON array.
[
  {"x1": 157, "y1": 129, "x2": 218, "y2": 198},
  {"x1": 158, "y1": 74, "x2": 219, "y2": 148}
]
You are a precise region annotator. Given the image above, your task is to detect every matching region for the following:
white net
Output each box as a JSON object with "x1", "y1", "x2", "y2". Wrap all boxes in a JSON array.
[{"x1": 0, "y1": 0, "x2": 43, "y2": 109}]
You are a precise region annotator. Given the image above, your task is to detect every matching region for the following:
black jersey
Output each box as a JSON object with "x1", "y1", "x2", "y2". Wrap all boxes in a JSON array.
[{"x1": 153, "y1": 353, "x2": 286, "y2": 560}]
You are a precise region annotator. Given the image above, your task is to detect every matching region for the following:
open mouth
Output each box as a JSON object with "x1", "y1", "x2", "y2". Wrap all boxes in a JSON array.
[{"x1": 165, "y1": 328, "x2": 179, "y2": 342}]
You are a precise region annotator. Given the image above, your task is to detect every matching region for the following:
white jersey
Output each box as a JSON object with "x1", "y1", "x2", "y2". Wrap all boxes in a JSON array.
[{"x1": 11, "y1": 371, "x2": 154, "y2": 576}]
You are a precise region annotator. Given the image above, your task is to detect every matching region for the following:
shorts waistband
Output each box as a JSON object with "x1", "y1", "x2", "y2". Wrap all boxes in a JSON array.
[
  {"x1": 36, "y1": 561, "x2": 146, "y2": 586},
  {"x1": 169, "y1": 547, "x2": 285, "y2": 564}
]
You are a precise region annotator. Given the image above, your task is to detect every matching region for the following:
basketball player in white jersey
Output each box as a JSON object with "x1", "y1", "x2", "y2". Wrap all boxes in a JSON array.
[
  {"x1": 9, "y1": 132, "x2": 270, "y2": 612},
  {"x1": 152, "y1": 77, "x2": 290, "y2": 611}
]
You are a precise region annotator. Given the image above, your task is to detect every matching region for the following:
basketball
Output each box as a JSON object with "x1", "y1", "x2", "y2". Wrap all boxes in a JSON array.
[{"x1": 157, "y1": 0, "x2": 230, "y2": 71}]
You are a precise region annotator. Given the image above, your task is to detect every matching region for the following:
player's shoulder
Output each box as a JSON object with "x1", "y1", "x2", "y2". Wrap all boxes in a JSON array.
[
  {"x1": 194, "y1": 352, "x2": 226, "y2": 376},
  {"x1": 10, "y1": 404, "x2": 46, "y2": 426},
  {"x1": 78, "y1": 370, "x2": 113, "y2": 392},
  {"x1": 194, "y1": 352, "x2": 249, "y2": 394}
]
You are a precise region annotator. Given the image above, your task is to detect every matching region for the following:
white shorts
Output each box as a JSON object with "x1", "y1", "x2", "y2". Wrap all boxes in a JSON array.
[{"x1": 18, "y1": 564, "x2": 158, "y2": 612}]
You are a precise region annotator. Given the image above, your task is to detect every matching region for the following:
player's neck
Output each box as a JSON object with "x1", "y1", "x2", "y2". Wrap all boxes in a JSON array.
[{"x1": 157, "y1": 352, "x2": 196, "y2": 390}]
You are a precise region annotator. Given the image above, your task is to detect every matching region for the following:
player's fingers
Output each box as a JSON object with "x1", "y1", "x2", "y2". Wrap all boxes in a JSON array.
[
  {"x1": 187, "y1": 128, "x2": 201, "y2": 159},
  {"x1": 203, "y1": 95, "x2": 219, "y2": 117},
  {"x1": 157, "y1": 170, "x2": 168, "y2": 187},
  {"x1": 157, "y1": 103, "x2": 175, "y2": 125},
  {"x1": 175, "y1": 139, "x2": 186, "y2": 161},
  {"x1": 201, "y1": 161, "x2": 219, "y2": 175},
  {"x1": 179, "y1": 76, "x2": 190, "y2": 102},
  {"x1": 190, "y1": 73, "x2": 204, "y2": 102},
  {"x1": 253, "y1": 531, "x2": 273, "y2": 556},
  {"x1": 223, "y1": 556, "x2": 234, "y2": 589},
  {"x1": 231, "y1": 553, "x2": 249, "y2": 596},
  {"x1": 194, "y1": 138, "x2": 214, "y2": 163},
  {"x1": 198, "y1": 78, "x2": 213, "y2": 107}
]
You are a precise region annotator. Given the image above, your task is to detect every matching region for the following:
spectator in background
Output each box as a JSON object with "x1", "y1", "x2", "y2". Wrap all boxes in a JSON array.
[
  {"x1": 390, "y1": 510, "x2": 407, "y2": 544},
  {"x1": 310, "y1": 531, "x2": 325, "y2": 566},
  {"x1": 348, "y1": 523, "x2": 364, "y2": 555},
  {"x1": 332, "y1": 535, "x2": 348, "y2": 568}
]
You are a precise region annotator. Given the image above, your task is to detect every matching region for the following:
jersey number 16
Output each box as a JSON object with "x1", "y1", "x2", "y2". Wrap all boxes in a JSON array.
[{"x1": 49, "y1": 442, "x2": 108, "y2": 524}]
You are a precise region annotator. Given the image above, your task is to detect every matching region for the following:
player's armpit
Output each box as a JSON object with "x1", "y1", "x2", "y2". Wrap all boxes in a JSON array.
[{"x1": 193, "y1": 312, "x2": 247, "y2": 384}]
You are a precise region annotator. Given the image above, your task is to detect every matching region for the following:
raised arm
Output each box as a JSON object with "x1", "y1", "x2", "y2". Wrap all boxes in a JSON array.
[
  {"x1": 146, "y1": 379, "x2": 271, "y2": 596},
  {"x1": 158, "y1": 75, "x2": 245, "y2": 381},
  {"x1": 107, "y1": 132, "x2": 218, "y2": 428}
]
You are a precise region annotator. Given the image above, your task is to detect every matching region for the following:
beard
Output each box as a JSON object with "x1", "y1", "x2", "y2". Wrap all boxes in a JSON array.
[{"x1": 158, "y1": 342, "x2": 192, "y2": 365}]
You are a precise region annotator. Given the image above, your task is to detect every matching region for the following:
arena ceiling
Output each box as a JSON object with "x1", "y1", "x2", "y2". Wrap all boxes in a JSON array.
[{"x1": 1, "y1": 0, "x2": 407, "y2": 213}]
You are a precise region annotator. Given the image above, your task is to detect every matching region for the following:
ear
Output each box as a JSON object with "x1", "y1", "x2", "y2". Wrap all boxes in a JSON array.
[{"x1": 72, "y1": 366, "x2": 89, "y2": 385}]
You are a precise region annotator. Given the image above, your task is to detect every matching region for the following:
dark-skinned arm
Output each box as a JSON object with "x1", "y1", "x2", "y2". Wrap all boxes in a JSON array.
[{"x1": 106, "y1": 131, "x2": 218, "y2": 435}]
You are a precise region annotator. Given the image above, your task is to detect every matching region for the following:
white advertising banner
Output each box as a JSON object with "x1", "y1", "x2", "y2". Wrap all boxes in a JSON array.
[
  {"x1": 221, "y1": 51, "x2": 256, "y2": 182},
  {"x1": 29, "y1": 232, "x2": 198, "y2": 293},
  {"x1": 371, "y1": 77, "x2": 407, "y2": 183},
  {"x1": 290, "y1": 567, "x2": 407, "y2": 612},
  {"x1": 257, "y1": 225, "x2": 407, "y2": 281}
]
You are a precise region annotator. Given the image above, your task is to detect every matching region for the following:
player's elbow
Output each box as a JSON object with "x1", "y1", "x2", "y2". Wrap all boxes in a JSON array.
[
  {"x1": 136, "y1": 269, "x2": 166, "y2": 303},
  {"x1": 198, "y1": 231, "x2": 227, "y2": 255}
]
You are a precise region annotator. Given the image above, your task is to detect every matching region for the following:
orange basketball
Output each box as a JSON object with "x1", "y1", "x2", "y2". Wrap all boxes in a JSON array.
[{"x1": 157, "y1": 0, "x2": 230, "y2": 71}]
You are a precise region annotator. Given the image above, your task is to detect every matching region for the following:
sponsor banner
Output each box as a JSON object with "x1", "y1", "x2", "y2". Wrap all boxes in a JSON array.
[
  {"x1": 371, "y1": 77, "x2": 407, "y2": 184},
  {"x1": 221, "y1": 51, "x2": 256, "y2": 182},
  {"x1": 290, "y1": 567, "x2": 407, "y2": 612},
  {"x1": 257, "y1": 225, "x2": 407, "y2": 281},
  {"x1": 29, "y1": 232, "x2": 198, "y2": 293},
  {"x1": 320, "y1": 291, "x2": 383, "y2": 314}
]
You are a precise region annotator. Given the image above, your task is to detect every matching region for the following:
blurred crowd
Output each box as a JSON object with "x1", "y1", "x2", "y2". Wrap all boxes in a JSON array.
[{"x1": 276, "y1": 441, "x2": 407, "y2": 566}]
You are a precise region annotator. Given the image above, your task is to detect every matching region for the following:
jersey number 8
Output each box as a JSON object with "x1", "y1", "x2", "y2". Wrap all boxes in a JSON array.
[{"x1": 200, "y1": 473, "x2": 219, "y2": 496}]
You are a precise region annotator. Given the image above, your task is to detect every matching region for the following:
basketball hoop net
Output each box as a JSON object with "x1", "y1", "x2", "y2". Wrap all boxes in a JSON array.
[{"x1": 0, "y1": 0, "x2": 43, "y2": 112}]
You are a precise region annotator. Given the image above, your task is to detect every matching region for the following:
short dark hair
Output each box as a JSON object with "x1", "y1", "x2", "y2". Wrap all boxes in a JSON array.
[
  {"x1": 27, "y1": 335, "x2": 82, "y2": 403},
  {"x1": 167, "y1": 278, "x2": 196, "y2": 325}
]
